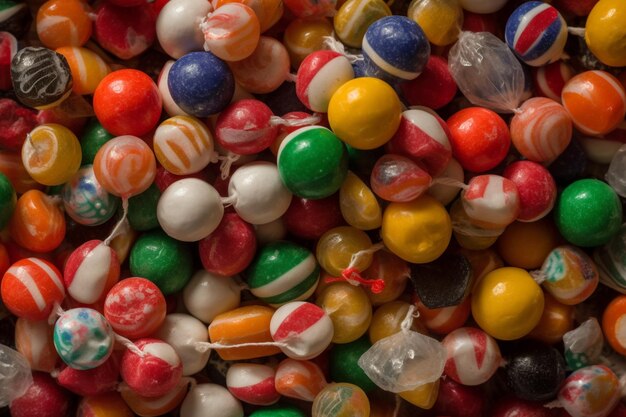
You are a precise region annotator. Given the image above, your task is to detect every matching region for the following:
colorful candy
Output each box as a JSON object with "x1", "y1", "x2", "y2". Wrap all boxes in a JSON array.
[
  {"x1": 316, "y1": 283, "x2": 371, "y2": 344},
  {"x1": 201, "y1": 4, "x2": 260, "y2": 63},
  {"x1": 539, "y1": 246, "x2": 599, "y2": 305},
  {"x1": 329, "y1": 337, "x2": 376, "y2": 392},
  {"x1": 15, "y1": 317, "x2": 58, "y2": 373},
  {"x1": 462, "y1": 175, "x2": 520, "y2": 230},
  {"x1": 370, "y1": 154, "x2": 431, "y2": 202},
  {"x1": 407, "y1": 0, "x2": 463, "y2": 47},
  {"x1": 442, "y1": 327, "x2": 501, "y2": 386},
  {"x1": 62, "y1": 165, "x2": 119, "y2": 226},
  {"x1": 76, "y1": 392, "x2": 133, "y2": 417},
  {"x1": 121, "y1": 378, "x2": 190, "y2": 417},
  {"x1": 226, "y1": 363, "x2": 280, "y2": 405},
  {"x1": 283, "y1": 18, "x2": 334, "y2": 68},
  {"x1": 531, "y1": 60, "x2": 573, "y2": 102},
  {"x1": 528, "y1": 293, "x2": 574, "y2": 345},
  {"x1": 183, "y1": 270, "x2": 241, "y2": 323},
  {"x1": 156, "y1": 0, "x2": 212, "y2": 59},
  {"x1": 333, "y1": 0, "x2": 391, "y2": 48},
  {"x1": 557, "y1": 365, "x2": 620, "y2": 417},
  {"x1": 296, "y1": 51, "x2": 354, "y2": 113},
  {"x1": 55, "y1": 47, "x2": 111, "y2": 95},
  {"x1": 584, "y1": 0, "x2": 626, "y2": 67},
  {"x1": 312, "y1": 383, "x2": 370, "y2": 417},
  {"x1": 283, "y1": 194, "x2": 344, "y2": 239},
  {"x1": 275, "y1": 358, "x2": 327, "y2": 401},
  {"x1": 502, "y1": 161, "x2": 556, "y2": 222},
  {"x1": 339, "y1": 172, "x2": 382, "y2": 231},
  {"x1": 180, "y1": 384, "x2": 243, "y2": 417},
  {"x1": 9, "y1": 372, "x2": 70, "y2": 417}
]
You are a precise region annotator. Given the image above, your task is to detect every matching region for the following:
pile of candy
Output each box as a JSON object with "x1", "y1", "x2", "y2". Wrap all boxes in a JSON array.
[{"x1": 1, "y1": 0, "x2": 626, "y2": 416}]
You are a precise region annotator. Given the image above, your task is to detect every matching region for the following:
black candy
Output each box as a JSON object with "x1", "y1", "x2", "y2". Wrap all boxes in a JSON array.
[{"x1": 409, "y1": 252, "x2": 472, "y2": 309}]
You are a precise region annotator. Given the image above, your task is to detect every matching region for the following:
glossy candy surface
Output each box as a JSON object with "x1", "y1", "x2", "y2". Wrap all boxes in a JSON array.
[
  {"x1": 10, "y1": 189, "x2": 65, "y2": 253},
  {"x1": 370, "y1": 154, "x2": 431, "y2": 202},
  {"x1": 275, "y1": 358, "x2": 327, "y2": 401},
  {"x1": 226, "y1": 363, "x2": 280, "y2": 405},
  {"x1": 585, "y1": 0, "x2": 626, "y2": 67},
  {"x1": 15, "y1": 318, "x2": 58, "y2": 373},
  {"x1": 216, "y1": 99, "x2": 277, "y2": 155},
  {"x1": 56, "y1": 47, "x2": 110, "y2": 95},
  {"x1": 339, "y1": 172, "x2": 381, "y2": 231},
  {"x1": 462, "y1": 175, "x2": 520, "y2": 230},
  {"x1": 334, "y1": 0, "x2": 391, "y2": 48},
  {"x1": 229, "y1": 36, "x2": 290, "y2": 94},
  {"x1": 296, "y1": 51, "x2": 354, "y2": 113},
  {"x1": 407, "y1": 0, "x2": 462, "y2": 47},
  {"x1": 502, "y1": 161, "x2": 556, "y2": 222},
  {"x1": 540, "y1": 246, "x2": 599, "y2": 305},
  {"x1": 200, "y1": 3, "x2": 260, "y2": 62},
  {"x1": 532, "y1": 60, "x2": 573, "y2": 102},
  {"x1": 312, "y1": 383, "x2": 370, "y2": 417},
  {"x1": 36, "y1": 0, "x2": 92, "y2": 48},
  {"x1": 558, "y1": 365, "x2": 620, "y2": 417},
  {"x1": 316, "y1": 283, "x2": 371, "y2": 344},
  {"x1": 183, "y1": 270, "x2": 241, "y2": 324}
]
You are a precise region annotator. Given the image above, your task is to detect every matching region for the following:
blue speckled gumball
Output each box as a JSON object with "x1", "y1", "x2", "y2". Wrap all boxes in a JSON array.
[
  {"x1": 62, "y1": 165, "x2": 120, "y2": 226},
  {"x1": 361, "y1": 16, "x2": 430, "y2": 83},
  {"x1": 168, "y1": 51, "x2": 235, "y2": 117},
  {"x1": 505, "y1": 1, "x2": 567, "y2": 67}
]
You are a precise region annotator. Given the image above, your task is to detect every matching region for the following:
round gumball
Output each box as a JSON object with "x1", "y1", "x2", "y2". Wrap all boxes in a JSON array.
[
  {"x1": 127, "y1": 183, "x2": 160, "y2": 231},
  {"x1": 450, "y1": 199, "x2": 504, "y2": 251},
  {"x1": 158, "y1": 60, "x2": 189, "y2": 117},
  {"x1": 0, "y1": 150, "x2": 43, "y2": 194},
  {"x1": 558, "y1": 365, "x2": 620, "y2": 417},
  {"x1": 53, "y1": 308, "x2": 114, "y2": 370},
  {"x1": 370, "y1": 154, "x2": 431, "y2": 202},
  {"x1": 490, "y1": 396, "x2": 555, "y2": 417},
  {"x1": 442, "y1": 327, "x2": 501, "y2": 386},
  {"x1": 180, "y1": 384, "x2": 243, "y2": 417},
  {"x1": 15, "y1": 317, "x2": 58, "y2": 373},
  {"x1": 540, "y1": 246, "x2": 599, "y2": 306},
  {"x1": 561, "y1": 70, "x2": 626, "y2": 136},
  {"x1": 432, "y1": 378, "x2": 484, "y2": 417},
  {"x1": 283, "y1": 0, "x2": 334, "y2": 18},
  {"x1": 528, "y1": 293, "x2": 574, "y2": 345},
  {"x1": 407, "y1": 0, "x2": 462, "y2": 47},
  {"x1": 153, "y1": 313, "x2": 211, "y2": 376},
  {"x1": 199, "y1": 213, "x2": 257, "y2": 276},
  {"x1": 156, "y1": 0, "x2": 212, "y2": 59},
  {"x1": 55, "y1": 47, "x2": 111, "y2": 95},
  {"x1": 415, "y1": 296, "x2": 471, "y2": 335},
  {"x1": 472, "y1": 267, "x2": 544, "y2": 340},
  {"x1": 602, "y1": 295, "x2": 626, "y2": 355},
  {"x1": 9, "y1": 190, "x2": 65, "y2": 253},
  {"x1": 296, "y1": 50, "x2": 354, "y2": 113},
  {"x1": 36, "y1": 0, "x2": 92, "y2": 48},
  {"x1": 154, "y1": 115, "x2": 215, "y2": 175},
  {"x1": 316, "y1": 283, "x2": 371, "y2": 344},
  {"x1": 214, "y1": 0, "x2": 283, "y2": 33},
  {"x1": 458, "y1": 0, "x2": 507, "y2": 13},
  {"x1": 328, "y1": 77, "x2": 402, "y2": 150},
  {"x1": 312, "y1": 383, "x2": 370, "y2": 417},
  {"x1": 157, "y1": 178, "x2": 224, "y2": 241},
  {"x1": 362, "y1": 250, "x2": 409, "y2": 306},
  {"x1": 283, "y1": 194, "x2": 343, "y2": 239},
  {"x1": 386, "y1": 108, "x2": 452, "y2": 177},
  {"x1": 104, "y1": 277, "x2": 166, "y2": 339},
  {"x1": 11, "y1": 47, "x2": 72, "y2": 110},
  {"x1": 246, "y1": 241, "x2": 319, "y2": 306},
  {"x1": 555, "y1": 179, "x2": 622, "y2": 247},
  {"x1": 62, "y1": 165, "x2": 119, "y2": 226},
  {"x1": 428, "y1": 158, "x2": 464, "y2": 206},
  {"x1": 229, "y1": 36, "x2": 290, "y2": 94},
  {"x1": 56, "y1": 354, "x2": 120, "y2": 396},
  {"x1": 316, "y1": 226, "x2": 373, "y2": 277},
  {"x1": 226, "y1": 363, "x2": 280, "y2": 406},
  {"x1": 93, "y1": 69, "x2": 162, "y2": 137},
  {"x1": 275, "y1": 358, "x2": 327, "y2": 401},
  {"x1": 532, "y1": 60, "x2": 573, "y2": 102},
  {"x1": 283, "y1": 18, "x2": 334, "y2": 69},
  {"x1": 93, "y1": 2, "x2": 156, "y2": 60},
  {"x1": 496, "y1": 219, "x2": 559, "y2": 270},
  {"x1": 64, "y1": 240, "x2": 120, "y2": 305},
  {"x1": 120, "y1": 338, "x2": 183, "y2": 398},
  {"x1": 368, "y1": 301, "x2": 427, "y2": 344},
  {"x1": 401, "y1": 55, "x2": 457, "y2": 110},
  {"x1": 339, "y1": 172, "x2": 382, "y2": 231},
  {"x1": 76, "y1": 392, "x2": 133, "y2": 417},
  {"x1": 585, "y1": 0, "x2": 626, "y2": 67},
  {"x1": 502, "y1": 161, "x2": 556, "y2": 222},
  {"x1": 462, "y1": 175, "x2": 520, "y2": 229},
  {"x1": 330, "y1": 337, "x2": 376, "y2": 392},
  {"x1": 80, "y1": 120, "x2": 114, "y2": 166},
  {"x1": 278, "y1": 126, "x2": 348, "y2": 199},
  {"x1": 447, "y1": 107, "x2": 510, "y2": 172},
  {"x1": 93, "y1": 135, "x2": 156, "y2": 198},
  {"x1": 505, "y1": 2, "x2": 567, "y2": 67},
  {"x1": 0, "y1": 97, "x2": 37, "y2": 151},
  {"x1": 168, "y1": 51, "x2": 235, "y2": 117},
  {"x1": 215, "y1": 99, "x2": 277, "y2": 155},
  {"x1": 120, "y1": 378, "x2": 190, "y2": 417},
  {"x1": 333, "y1": 0, "x2": 391, "y2": 48},
  {"x1": 270, "y1": 301, "x2": 333, "y2": 359},
  {"x1": 200, "y1": 3, "x2": 260, "y2": 62},
  {"x1": 9, "y1": 373, "x2": 71, "y2": 417},
  {"x1": 510, "y1": 97, "x2": 572, "y2": 163},
  {"x1": 183, "y1": 270, "x2": 241, "y2": 323}
]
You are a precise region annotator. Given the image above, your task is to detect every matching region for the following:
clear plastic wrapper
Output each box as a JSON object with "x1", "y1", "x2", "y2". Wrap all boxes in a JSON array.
[
  {"x1": 0, "y1": 344, "x2": 33, "y2": 407},
  {"x1": 562, "y1": 318, "x2": 603, "y2": 370},
  {"x1": 606, "y1": 144, "x2": 626, "y2": 198}
]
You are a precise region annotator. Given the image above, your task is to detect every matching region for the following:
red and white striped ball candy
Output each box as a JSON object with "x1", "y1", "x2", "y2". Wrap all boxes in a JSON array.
[
  {"x1": 215, "y1": 99, "x2": 278, "y2": 155},
  {"x1": 270, "y1": 301, "x2": 333, "y2": 360},
  {"x1": 296, "y1": 50, "x2": 354, "y2": 113},
  {"x1": 120, "y1": 338, "x2": 183, "y2": 398},
  {"x1": 462, "y1": 175, "x2": 520, "y2": 230},
  {"x1": 275, "y1": 358, "x2": 327, "y2": 401},
  {"x1": 503, "y1": 161, "x2": 556, "y2": 222},
  {"x1": 442, "y1": 327, "x2": 502, "y2": 386},
  {"x1": 104, "y1": 277, "x2": 167, "y2": 340},
  {"x1": 386, "y1": 108, "x2": 452, "y2": 176},
  {"x1": 64, "y1": 240, "x2": 120, "y2": 305},
  {"x1": 532, "y1": 60, "x2": 573, "y2": 103},
  {"x1": 1, "y1": 257, "x2": 65, "y2": 321},
  {"x1": 226, "y1": 363, "x2": 280, "y2": 406},
  {"x1": 510, "y1": 97, "x2": 572, "y2": 163},
  {"x1": 415, "y1": 297, "x2": 471, "y2": 335}
]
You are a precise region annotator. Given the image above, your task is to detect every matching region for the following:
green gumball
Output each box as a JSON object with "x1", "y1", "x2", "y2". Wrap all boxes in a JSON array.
[
  {"x1": 128, "y1": 183, "x2": 161, "y2": 231},
  {"x1": 329, "y1": 336, "x2": 377, "y2": 392},
  {"x1": 0, "y1": 173, "x2": 16, "y2": 229},
  {"x1": 249, "y1": 405, "x2": 307, "y2": 417},
  {"x1": 81, "y1": 119, "x2": 114, "y2": 165}
]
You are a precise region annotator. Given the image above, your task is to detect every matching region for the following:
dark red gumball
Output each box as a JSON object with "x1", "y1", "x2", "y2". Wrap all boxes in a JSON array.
[
  {"x1": 94, "y1": 2, "x2": 156, "y2": 60},
  {"x1": 0, "y1": 32, "x2": 17, "y2": 90},
  {"x1": 93, "y1": 69, "x2": 162, "y2": 137},
  {"x1": 490, "y1": 396, "x2": 556, "y2": 417},
  {"x1": 154, "y1": 165, "x2": 212, "y2": 192},
  {"x1": 552, "y1": 0, "x2": 598, "y2": 16},
  {"x1": 432, "y1": 378, "x2": 484, "y2": 417},
  {"x1": 400, "y1": 55, "x2": 457, "y2": 111},
  {"x1": 609, "y1": 403, "x2": 626, "y2": 417},
  {"x1": 503, "y1": 161, "x2": 556, "y2": 222},
  {"x1": 152, "y1": 0, "x2": 170, "y2": 14},
  {"x1": 215, "y1": 99, "x2": 278, "y2": 155},
  {"x1": 0, "y1": 99, "x2": 38, "y2": 151},
  {"x1": 199, "y1": 212, "x2": 257, "y2": 277},
  {"x1": 462, "y1": 11, "x2": 499, "y2": 34},
  {"x1": 56, "y1": 354, "x2": 120, "y2": 397},
  {"x1": 10, "y1": 372, "x2": 71, "y2": 417},
  {"x1": 106, "y1": 0, "x2": 150, "y2": 6},
  {"x1": 282, "y1": 194, "x2": 343, "y2": 240}
]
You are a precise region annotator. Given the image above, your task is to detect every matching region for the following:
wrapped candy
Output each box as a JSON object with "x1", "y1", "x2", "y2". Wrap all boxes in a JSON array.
[
  {"x1": 0, "y1": 344, "x2": 33, "y2": 407},
  {"x1": 607, "y1": 144, "x2": 626, "y2": 198},
  {"x1": 563, "y1": 318, "x2": 603, "y2": 371}
]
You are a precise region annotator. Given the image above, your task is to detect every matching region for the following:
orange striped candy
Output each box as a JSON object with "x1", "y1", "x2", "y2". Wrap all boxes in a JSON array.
[
  {"x1": 1, "y1": 257, "x2": 65, "y2": 321},
  {"x1": 93, "y1": 135, "x2": 157, "y2": 198},
  {"x1": 230, "y1": 36, "x2": 290, "y2": 94},
  {"x1": 0, "y1": 151, "x2": 44, "y2": 194},
  {"x1": 561, "y1": 70, "x2": 626, "y2": 136},
  {"x1": 15, "y1": 317, "x2": 59, "y2": 373},
  {"x1": 36, "y1": 0, "x2": 93, "y2": 49},
  {"x1": 201, "y1": 3, "x2": 260, "y2": 62},
  {"x1": 56, "y1": 47, "x2": 111, "y2": 95},
  {"x1": 9, "y1": 190, "x2": 66, "y2": 253},
  {"x1": 415, "y1": 296, "x2": 472, "y2": 335},
  {"x1": 275, "y1": 358, "x2": 327, "y2": 401},
  {"x1": 214, "y1": 0, "x2": 283, "y2": 32},
  {"x1": 153, "y1": 116, "x2": 215, "y2": 175}
]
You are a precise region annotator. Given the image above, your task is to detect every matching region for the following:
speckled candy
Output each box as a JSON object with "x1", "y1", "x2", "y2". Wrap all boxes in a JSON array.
[
  {"x1": 56, "y1": 354, "x2": 120, "y2": 396},
  {"x1": 63, "y1": 168, "x2": 116, "y2": 224},
  {"x1": 558, "y1": 365, "x2": 620, "y2": 417},
  {"x1": 502, "y1": 161, "x2": 556, "y2": 222}
]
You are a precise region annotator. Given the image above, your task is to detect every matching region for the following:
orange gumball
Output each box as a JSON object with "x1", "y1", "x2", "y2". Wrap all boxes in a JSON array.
[
  {"x1": 415, "y1": 296, "x2": 471, "y2": 335},
  {"x1": 36, "y1": 0, "x2": 93, "y2": 49},
  {"x1": 9, "y1": 190, "x2": 65, "y2": 253},
  {"x1": 602, "y1": 295, "x2": 626, "y2": 356},
  {"x1": 528, "y1": 292, "x2": 574, "y2": 345},
  {"x1": 0, "y1": 151, "x2": 44, "y2": 194}
]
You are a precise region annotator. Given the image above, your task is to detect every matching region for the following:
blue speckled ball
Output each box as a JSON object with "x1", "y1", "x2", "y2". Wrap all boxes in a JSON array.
[
  {"x1": 362, "y1": 16, "x2": 430, "y2": 83},
  {"x1": 168, "y1": 51, "x2": 235, "y2": 117}
]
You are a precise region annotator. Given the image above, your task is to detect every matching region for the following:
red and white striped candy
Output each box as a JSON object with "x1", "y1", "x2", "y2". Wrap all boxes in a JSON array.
[
  {"x1": 462, "y1": 175, "x2": 520, "y2": 229},
  {"x1": 226, "y1": 363, "x2": 280, "y2": 405},
  {"x1": 215, "y1": 99, "x2": 278, "y2": 155},
  {"x1": 1, "y1": 257, "x2": 65, "y2": 320},
  {"x1": 64, "y1": 240, "x2": 120, "y2": 305},
  {"x1": 270, "y1": 301, "x2": 333, "y2": 360},
  {"x1": 275, "y1": 358, "x2": 327, "y2": 401},
  {"x1": 532, "y1": 60, "x2": 573, "y2": 103},
  {"x1": 387, "y1": 108, "x2": 452, "y2": 176},
  {"x1": 442, "y1": 327, "x2": 502, "y2": 386},
  {"x1": 296, "y1": 50, "x2": 354, "y2": 113}
]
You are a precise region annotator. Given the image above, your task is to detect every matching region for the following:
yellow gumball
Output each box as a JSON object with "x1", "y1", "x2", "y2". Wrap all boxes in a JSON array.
[
  {"x1": 316, "y1": 226, "x2": 373, "y2": 277},
  {"x1": 407, "y1": 0, "x2": 463, "y2": 46},
  {"x1": 316, "y1": 282, "x2": 372, "y2": 344},
  {"x1": 496, "y1": 218, "x2": 560, "y2": 270},
  {"x1": 585, "y1": 0, "x2": 626, "y2": 67},
  {"x1": 471, "y1": 267, "x2": 545, "y2": 341},
  {"x1": 381, "y1": 195, "x2": 452, "y2": 264},
  {"x1": 369, "y1": 301, "x2": 427, "y2": 344},
  {"x1": 328, "y1": 77, "x2": 402, "y2": 150},
  {"x1": 399, "y1": 379, "x2": 439, "y2": 409},
  {"x1": 334, "y1": 0, "x2": 391, "y2": 48},
  {"x1": 340, "y1": 171, "x2": 382, "y2": 230}
]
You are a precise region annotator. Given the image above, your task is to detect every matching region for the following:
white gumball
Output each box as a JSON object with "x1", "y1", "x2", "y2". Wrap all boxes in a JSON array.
[
  {"x1": 156, "y1": 0, "x2": 212, "y2": 59},
  {"x1": 183, "y1": 270, "x2": 241, "y2": 324},
  {"x1": 180, "y1": 384, "x2": 243, "y2": 417}
]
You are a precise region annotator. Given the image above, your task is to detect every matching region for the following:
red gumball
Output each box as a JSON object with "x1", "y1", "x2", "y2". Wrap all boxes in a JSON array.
[
  {"x1": 120, "y1": 338, "x2": 183, "y2": 398},
  {"x1": 552, "y1": 0, "x2": 599, "y2": 16},
  {"x1": 215, "y1": 99, "x2": 278, "y2": 155},
  {"x1": 56, "y1": 354, "x2": 120, "y2": 397},
  {"x1": 107, "y1": 0, "x2": 150, "y2": 6},
  {"x1": 154, "y1": 165, "x2": 212, "y2": 192},
  {"x1": 282, "y1": 194, "x2": 343, "y2": 240},
  {"x1": 432, "y1": 377, "x2": 484, "y2": 417},
  {"x1": 10, "y1": 372, "x2": 71, "y2": 417},
  {"x1": 199, "y1": 212, "x2": 257, "y2": 277},
  {"x1": 93, "y1": 69, "x2": 162, "y2": 137},
  {"x1": 447, "y1": 107, "x2": 511, "y2": 173},
  {"x1": 0, "y1": 99, "x2": 38, "y2": 151},
  {"x1": 94, "y1": 2, "x2": 156, "y2": 60},
  {"x1": 490, "y1": 396, "x2": 555, "y2": 417},
  {"x1": 400, "y1": 55, "x2": 457, "y2": 111},
  {"x1": 462, "y1": 11, "x2": 499, "y2": 34},
  {"x1": 503, "y1": 161, "x2": 556, "y2": 223},
  {"x1": 0, "y1": 32, "x2": 17, "y2": 91}
]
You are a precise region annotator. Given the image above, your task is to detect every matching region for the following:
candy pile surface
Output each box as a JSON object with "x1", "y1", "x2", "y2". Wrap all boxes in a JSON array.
[{"x1": 1, "y1": 0, "x2": 626, "y2": 416}]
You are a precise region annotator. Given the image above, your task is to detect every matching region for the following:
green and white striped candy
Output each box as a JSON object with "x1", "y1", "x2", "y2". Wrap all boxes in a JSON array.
[{"x1": 246, "y1": 241, "x2": 320, "y2": 306}]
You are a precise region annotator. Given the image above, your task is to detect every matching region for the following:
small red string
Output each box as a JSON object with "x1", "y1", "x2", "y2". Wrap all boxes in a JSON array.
[{"x1": 324, "y1": 267, "x2": 386, "y2": 294}]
